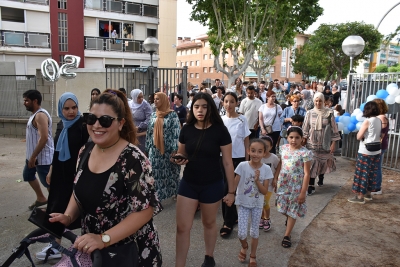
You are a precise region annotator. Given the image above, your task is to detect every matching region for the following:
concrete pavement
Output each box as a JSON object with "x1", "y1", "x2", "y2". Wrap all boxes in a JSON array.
[{"x1": 0, "y1": 137, "x2": 353, "y2": 267}]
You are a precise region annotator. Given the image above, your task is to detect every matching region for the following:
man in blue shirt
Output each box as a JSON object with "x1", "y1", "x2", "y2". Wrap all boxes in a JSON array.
[{"x1": 173, "y1": 94, "x2": 187, "y2": 127}]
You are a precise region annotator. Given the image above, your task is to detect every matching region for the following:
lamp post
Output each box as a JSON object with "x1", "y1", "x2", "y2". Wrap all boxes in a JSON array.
[
  {"x1": 143, "y1": 36, "x2": 159, "y2": 96},
  {"x1": 143, "y1": 36, "x2": 159, "y2": 67},
  {"x1": 342, "y1": 35, "x2": 365, "y2": 73}
]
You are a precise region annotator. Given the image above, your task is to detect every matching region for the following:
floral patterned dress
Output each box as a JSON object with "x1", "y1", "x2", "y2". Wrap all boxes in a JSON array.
[
  {"x1": 74, "y1": 142, "x2": 163, "y2": 266},
  {"x1": 276, "y1": 144, "x2": 313, "y2": 219},
  {"x1": 145, "y1": 111, "x2": 181, "y2": 201}
]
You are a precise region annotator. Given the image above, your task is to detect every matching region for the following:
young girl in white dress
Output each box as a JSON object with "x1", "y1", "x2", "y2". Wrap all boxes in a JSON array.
[{"x1": 235, "y1": 139, "x2": 273, "y2": 267}]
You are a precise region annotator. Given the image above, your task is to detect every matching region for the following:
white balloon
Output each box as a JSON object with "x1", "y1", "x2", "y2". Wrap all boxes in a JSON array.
[
  {"x1": 366, "y1": 95, "x2": 377, "y2": 102},
  {"x1": 356, "y1": 112, "x2": 365, "y2": 121},
  {"x1": 387, "y1": 85, "x2": 400, "y2": 96},
  {"x1": 385, "y1": 95, "x2": 396, "y2": 105},
  {"x1": 353, "y1": 108, "x2": 362, "y2": 115},
  {"x1": 395, "y1": 95, "x2": 400, "y2": 104},
  {"x1": 337, "y1": 122, "x2": 344, "y2": 131},
  {"x1": 386, "y1": 83, "x2": 398, "y2": 90}
]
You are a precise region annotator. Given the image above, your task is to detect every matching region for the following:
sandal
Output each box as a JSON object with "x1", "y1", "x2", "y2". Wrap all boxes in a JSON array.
[
  {"x1": 282, "y1": 236, "x2": 291, "y2": 248},
  {"x1": 28, "y1": 200, "x2": 47, "y2": 211},
  {"x1": 238, "y1": 241, "x2": 248, "y2": 262},
  {"x1": 219, "y1": 225, "x2": 232, "y2": 238},
  {"x1": 248, "y1": 255, "x2": 257, "y2": 267}
]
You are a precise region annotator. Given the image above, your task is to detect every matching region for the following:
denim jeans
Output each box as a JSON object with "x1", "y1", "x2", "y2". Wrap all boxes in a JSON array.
[{"x1": 376, "y1": 149, "x2": 387, "y2": 191}]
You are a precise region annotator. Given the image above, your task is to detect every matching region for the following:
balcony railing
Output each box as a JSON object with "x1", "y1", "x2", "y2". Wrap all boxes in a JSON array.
[
  {"x1": 85, "y1": 36, "x2": 144, "y2": 53},
  {"x1": 85, "y1": 0, "x2": 158, "y2": 18},
  {"x1": 1, "y1": 31, "x2": 50, "y2": 48},
  {"x1": 8, "y1": 0, "x2": 48, "y2": 4}
]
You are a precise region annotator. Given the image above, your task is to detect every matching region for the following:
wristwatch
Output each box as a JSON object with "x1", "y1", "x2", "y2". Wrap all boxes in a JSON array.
[{"x1": 101, "y1": 233, "x2": 111, "y2": 248}]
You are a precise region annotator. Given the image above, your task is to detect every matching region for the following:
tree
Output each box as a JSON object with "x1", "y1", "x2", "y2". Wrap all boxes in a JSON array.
[
  {"x1": 250, "y1": 46, "x2": 278, "y2": 82},
  {"x1": 376, "y1": 64, "x2": 389, "y2": 73},
  {"x1": 298, "y1": 22, "x2": 382, "y2": 80},
  {"x1": 187, "y1": 0, "x2": 323, "y2": 85}
]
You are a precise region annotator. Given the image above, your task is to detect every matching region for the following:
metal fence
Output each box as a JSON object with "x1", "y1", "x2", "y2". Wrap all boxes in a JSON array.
[
  {"x1": 106, "y1": 66, "x2": 188, "y2": 104},
  {"x1": 0, "y1": 75, "x2": 36, "y2": 118},
  {"x1": 342, "y1": 72, "x2": 400, "y2": 171}
]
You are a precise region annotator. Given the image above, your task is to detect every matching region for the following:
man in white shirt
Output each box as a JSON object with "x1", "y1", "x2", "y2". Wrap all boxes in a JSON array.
[
  {"x1": 239, "y1": 85, "x2": 263, "y2": 139},
  {"x1": 258, "y1": 81, "x2": 267, "y2": 103}
]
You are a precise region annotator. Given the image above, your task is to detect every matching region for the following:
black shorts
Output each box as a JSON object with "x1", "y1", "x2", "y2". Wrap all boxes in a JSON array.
[{"x1": 178, "y1": 178, "x2": 224, "y2": 204}]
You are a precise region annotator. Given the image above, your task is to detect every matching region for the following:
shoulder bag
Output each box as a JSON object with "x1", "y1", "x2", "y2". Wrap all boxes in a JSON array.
[{"x1": 264, "y1": 105, "x2": 278, "y2": 134}]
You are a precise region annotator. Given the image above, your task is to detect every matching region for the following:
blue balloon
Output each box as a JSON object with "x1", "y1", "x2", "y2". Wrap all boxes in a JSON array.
[
  {"x1": 343, "y1": 127, "x2": 350, "y2": 134},
  {"x1": 356, "y1": 121, "x2": 363, "y2": 130},
  {"x1": 360, "y1": 103, "x2": 366, "y2": 112},
  {"x1": 350, "y1": 116, "x2": 358, "y2": 124},
  {"x1": 341, "y1": 116, "x2": 351, "y2": 125},
  {"x1": 376, "y1": 89, "x2": 389, "y2": 99},
  {"x1": 343, "y1": 112, "x2": 351, "y2": 117},
  {"x1": 347, "y1": 123, "x2": 356, "y2": 131},
  {"x1": 335, "y1": 116, "x2": 340, "y2": 123},
  {"x1": 338, "y1": 116, "x2": 344, "y2": 123}
]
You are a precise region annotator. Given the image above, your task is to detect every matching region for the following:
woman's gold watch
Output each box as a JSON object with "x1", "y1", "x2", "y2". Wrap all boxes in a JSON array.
[{"x1": 101, "y1": 233, "x2": 111, "y2": 248}]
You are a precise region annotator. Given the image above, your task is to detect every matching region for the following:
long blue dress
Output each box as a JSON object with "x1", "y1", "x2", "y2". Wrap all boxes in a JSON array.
[
  {"x1": 132, "y1": 101, "x2": 152, "y2": 153},
  {"x1": 145, "y1": 111, "x2": 181, "y2": 201}
]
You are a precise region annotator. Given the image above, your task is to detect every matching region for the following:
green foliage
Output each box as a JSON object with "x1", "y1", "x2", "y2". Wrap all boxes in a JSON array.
[
  {"x1": 293, "y1": 22, "x2": 383, "y2": 80},
  {"x1": 375, "y1": 64, "x2": 388, "y2": 73},
  {"x1": 187, "y1": 0, "x2": 323, "y2": 84}
]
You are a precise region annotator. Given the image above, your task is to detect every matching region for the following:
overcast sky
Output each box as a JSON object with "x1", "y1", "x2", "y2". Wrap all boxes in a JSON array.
[{"x1": 177, "y1": 0, "x2": 400, "y2": 38}]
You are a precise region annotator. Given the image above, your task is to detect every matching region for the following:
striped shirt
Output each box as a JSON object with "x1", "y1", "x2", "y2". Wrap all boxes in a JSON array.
[{"x1": 26, "y1": 108, "x2": 54, "y2": 165}]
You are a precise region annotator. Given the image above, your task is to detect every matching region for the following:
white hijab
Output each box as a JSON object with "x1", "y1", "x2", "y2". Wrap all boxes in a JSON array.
[{"x1": 130, "y1": 89, "x2": 144, "y2": 114}]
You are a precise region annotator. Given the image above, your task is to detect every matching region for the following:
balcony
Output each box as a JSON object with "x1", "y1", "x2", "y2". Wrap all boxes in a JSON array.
[
  {"x1": 85, "y1": 36, "x2": 144, "y2": 53},
  {"x1": 85, "y1": 0, "x2": 158, "y2": 18},
  {"x1": 1, "y1": 31, "x2": 50, "y2": 48},
  {"x1": 7, "y1": 0, "x2": 48, "y2": 4}
]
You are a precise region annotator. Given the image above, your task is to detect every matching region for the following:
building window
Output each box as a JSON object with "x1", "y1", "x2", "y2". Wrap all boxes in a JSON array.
[
  {"x1": 126, "y1": 2, "x2": 141, "y2": 15},
  {"x1": 58, "y1": 12, "x2": 68, "y2": 52},
  {"x1": 190, "y1": 73, "x2": 194, "y2": 78},
  {"x1": 203, "y1": 54, "x2": 208, "y2": 60},
  {"x1": 147, "y1": 28, "x2": 157, "y2": 38},
  {"x1": 99, "y1": 20, "x2": 121, "y2": 38},
  {"x1": 58, "y1": 0, "x2": 67, "y2": 9},
  {"x1": 282, "y1": 48, "x2": 287, "y2": 61},
  {"x1": 209, "y1": 54, "x2": 213, "y2": 59},
  {"x1": 176, "y1": 63, "x2": 179, "y2": 67},
  {"x1": 205, "y1": 41, "x2": 210, "y2": 47},
  {"x1": 196, "y1": 73, "x2": 199, "y2": 78},
  {"x1": 209, "y1": 67, "x2": 213, "y2": 73},
  {"x1": 281, "y1": 63, "x2": 286, "y2": 77},
  {"x1": 59, "y1": 55, "x2": 66, "y2": 65},
  {"x1": 269, "y1": 66, "x2": 275, "y2": 73},
  {"x1": 190, "y1": 61, "x2": 194, "y2": 66},
  {"x1": 143, "y1": 5, "x2": 158, "y2": 17},
  {"x1": 177, "y1": 51, "x2": 180, "y2": 56},
  {"x1": 186, "y1": 61, "x2": 189, "y2": 66},
  {"x1": 191, "y1": 49, "x2": 195, "y2": 54},
  {"x1": 196, "y1": 48, "x2": 199, "y2": 54},
  {"x1": 1, "y1": 7, "x2": 24, "y2": 23},
  {"x1": 203, "y1": 67, "x2": 207, "y2": 73},
  {"x1": 181, "y1": 62, "x2": 184, "y2": 67},
  {"x1": 290, "y1": 66, "x2": 295, "y2": 78},
  {"x1": 196, "y1": 60, "x2": 200, "y2": 66},
  {"x1": 188, "y1": 49, "x2": 191, "y2": 55}
]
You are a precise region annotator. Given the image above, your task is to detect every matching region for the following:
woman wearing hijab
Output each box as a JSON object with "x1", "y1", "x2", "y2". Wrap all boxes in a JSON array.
[
  {"x1": 130, "y1": 89, "x2": 152, "y2": 152},
  {"x1": 145, "y1": 92, "x2": 181, "y2": 201},
  {"x1": 36, "y1": 92, "x2": 89, "y2": 260},
  {"x1": 302, "y1": 92, "x2": 340, "y2": 195},
  {"x1": 300, "y1": 90, "x2": 314, "y2": 111}
]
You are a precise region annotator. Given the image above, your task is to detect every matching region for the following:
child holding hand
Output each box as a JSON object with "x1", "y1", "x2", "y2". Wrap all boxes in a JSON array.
[{"x1": 235, "y1": 139, "x2": 274, "y2": 267}]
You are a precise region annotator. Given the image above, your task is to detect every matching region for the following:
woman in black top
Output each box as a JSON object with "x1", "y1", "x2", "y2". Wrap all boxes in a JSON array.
[{"x1": 173, "y1": 93, "x2": 235, "y2": 267}]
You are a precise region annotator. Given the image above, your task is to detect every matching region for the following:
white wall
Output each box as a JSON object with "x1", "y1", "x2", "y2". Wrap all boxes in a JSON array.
[
  {"x1": 134, "y1": 22, "x2": 146, "y2": 41},
  {"x1": 4, "y1": 55, "x2": 25, "y2": 75},
  {"x1": 26, "y1": 11, "x2": 50, "y2": 33},
  {"x1": 1, "y1": 21, "x2": 25, "y2": 31},
  {"x1": 27, "y1": 55, "x2": 48, "y2": 75},
  {"x1": 85, "y1": 58, "x2": 103, "y2": 68}
]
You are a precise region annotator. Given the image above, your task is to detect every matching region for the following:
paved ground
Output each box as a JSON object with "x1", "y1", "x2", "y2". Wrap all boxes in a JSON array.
[{"x1": 0, "y1": 137, "x2": 391, "y2": 267}]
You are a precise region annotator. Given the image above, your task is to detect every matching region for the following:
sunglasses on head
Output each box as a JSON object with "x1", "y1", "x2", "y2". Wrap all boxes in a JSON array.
[{"x1": 86, "y1": 113, "x2": 119, "y2": 128}]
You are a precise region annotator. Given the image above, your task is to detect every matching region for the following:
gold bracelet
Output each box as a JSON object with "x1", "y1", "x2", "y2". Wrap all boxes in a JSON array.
[{"x1": 64, "y1": 214, "x2": 72, "y2": 224}]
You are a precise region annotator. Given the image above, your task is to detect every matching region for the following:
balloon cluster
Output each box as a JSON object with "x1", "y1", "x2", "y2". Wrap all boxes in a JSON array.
[
  {"x1": 336, "y1": 83, "x2": 400, "y2": 134},
  {"x1": 40, "y1": 55, "x2": 81, "y2": 82}
]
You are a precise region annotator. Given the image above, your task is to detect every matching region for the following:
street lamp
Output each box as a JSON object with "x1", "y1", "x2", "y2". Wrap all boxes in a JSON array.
[
  {"x1": 342, "y1": 35, "x2": 365, "y2": 72},
  {"x1": 143, "y1": 36, "x2": 159, "y2": 67}
]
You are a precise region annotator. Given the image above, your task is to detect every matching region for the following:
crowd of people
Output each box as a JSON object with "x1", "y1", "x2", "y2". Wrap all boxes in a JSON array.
[{"x1": 19, "y1": 75, "x2": 388, "y2": 266}]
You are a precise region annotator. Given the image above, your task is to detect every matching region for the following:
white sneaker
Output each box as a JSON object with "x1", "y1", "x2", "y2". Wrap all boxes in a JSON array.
[
  {"x1": 371, "y1": 190, "x2": 382, "y2": 195},
  {"x1": 35, "y1": 243, "x2": 62, "y2": 260}
]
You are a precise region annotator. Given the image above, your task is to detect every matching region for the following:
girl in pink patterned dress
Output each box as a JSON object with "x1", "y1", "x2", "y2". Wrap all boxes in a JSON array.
[{"x1": 272, "y1": 126, "x2": 312, "y2": 248}]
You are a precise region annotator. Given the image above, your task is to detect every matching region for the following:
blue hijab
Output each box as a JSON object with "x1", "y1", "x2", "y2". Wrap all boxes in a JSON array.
[{"x1": 55, "y1": 92, "x2": 81, "y2": 161}]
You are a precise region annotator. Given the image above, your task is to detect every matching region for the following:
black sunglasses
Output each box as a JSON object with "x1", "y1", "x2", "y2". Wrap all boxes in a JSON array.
[{"x1": 86, "y1": 113, "x2": 119, "y2": 128}]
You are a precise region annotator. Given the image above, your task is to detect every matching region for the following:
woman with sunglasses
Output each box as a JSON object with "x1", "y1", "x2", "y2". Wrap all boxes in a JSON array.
[
  {"x1": 145, "y1": 92, "x2": 181, "y2": 201},
  {"x1": 280, "y1": 95, "x2": 306, "y2": 145},
  {"x1": 49, "y1": 89, "x2": 162, "y2": 266},
  {"x1": 173, "y1": 93, "x2": 235, "y2": 267},
  {"x1": 35, "y1": 92, "x2": 89, "y2": 260}
]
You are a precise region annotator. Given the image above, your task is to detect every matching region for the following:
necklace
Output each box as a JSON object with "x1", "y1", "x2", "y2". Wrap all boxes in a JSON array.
[{"x1": 97, "y1": 137, "x2": 120, "y2": 152}]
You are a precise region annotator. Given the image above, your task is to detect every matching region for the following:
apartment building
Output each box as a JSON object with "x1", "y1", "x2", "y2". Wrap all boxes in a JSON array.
[
  {"x1": 176, "y1": 34, "x2": 309, "y2": 87},
  {"x1": 376, "y1": 43, "x2": 400, "y2": 67},
  {"x1": 0, "y1": 0, "x2": 165, "y2": 75}
]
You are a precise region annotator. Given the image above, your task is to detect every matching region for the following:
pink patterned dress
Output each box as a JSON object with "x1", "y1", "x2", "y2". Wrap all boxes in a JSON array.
[{"x1": 276, "y1": 144, "x2": 313, "y2": 219}]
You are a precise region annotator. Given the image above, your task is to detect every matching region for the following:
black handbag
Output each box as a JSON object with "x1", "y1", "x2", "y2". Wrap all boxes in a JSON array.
[
  {"x1": 364, "y1": 141, "x2": 381, "y2": 152},
  {"x1": 100, "y1": 241, "x2": 139, "y2": 267}
]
